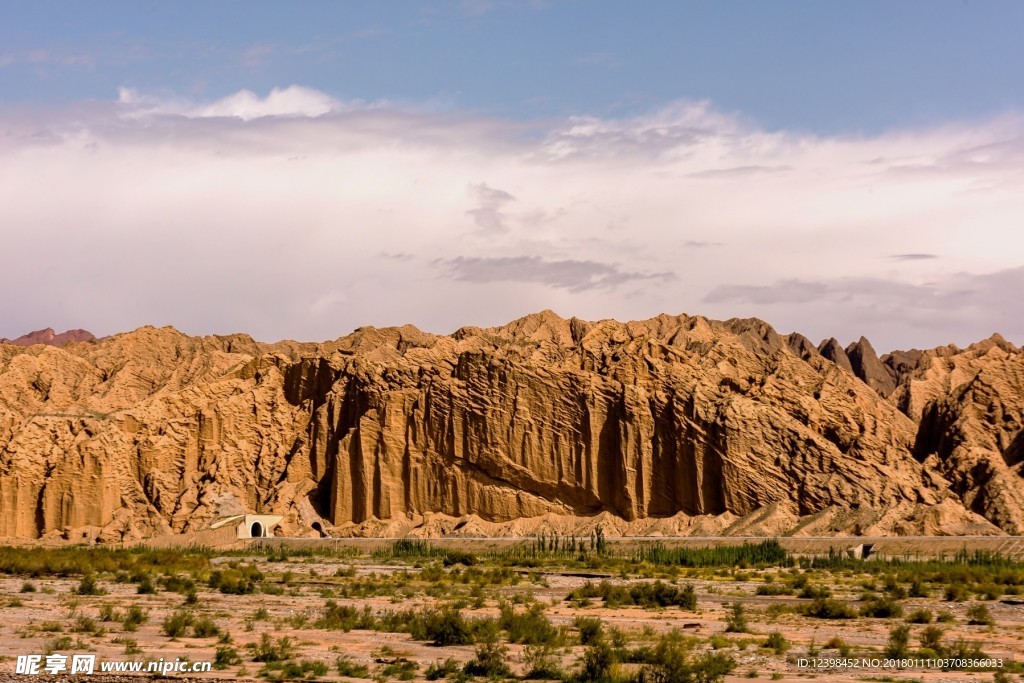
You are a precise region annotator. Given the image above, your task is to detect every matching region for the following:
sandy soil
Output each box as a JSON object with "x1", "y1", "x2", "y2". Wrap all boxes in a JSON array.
[{"x1": 0, "y1": 554, "x2": 1021, "y2": 683}]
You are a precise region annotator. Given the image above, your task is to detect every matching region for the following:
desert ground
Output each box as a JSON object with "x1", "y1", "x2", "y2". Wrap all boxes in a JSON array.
[{"x1": 1, "y1": 538, "x2": 1022, "y2": 683}]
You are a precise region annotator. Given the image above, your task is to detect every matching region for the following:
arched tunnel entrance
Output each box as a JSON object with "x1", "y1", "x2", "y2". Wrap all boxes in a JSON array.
[{"x1": 250, "y1": 521, "x2": 264, "y2": 538}]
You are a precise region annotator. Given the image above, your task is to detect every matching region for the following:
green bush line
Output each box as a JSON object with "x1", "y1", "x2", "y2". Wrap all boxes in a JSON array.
[
  {"x1": 634, "y1": 540, "x2": 790, "y2": 568},
  {"x1": 0, "y1": 545, "x2": 211, "y2": 578}
]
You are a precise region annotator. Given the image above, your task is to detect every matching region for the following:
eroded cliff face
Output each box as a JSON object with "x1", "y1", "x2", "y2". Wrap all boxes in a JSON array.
[
  {"x1": 900, "y1": 337, "x2": 1024, "y2": 533},
  {"x1": 0, "y1": 313, "x2": 1018, "y2": 541}
]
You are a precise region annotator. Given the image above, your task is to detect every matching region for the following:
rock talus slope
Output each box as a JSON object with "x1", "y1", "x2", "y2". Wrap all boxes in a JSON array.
[{"x1": 0, "y1": 312, "x2": 1020, "y2": 541}]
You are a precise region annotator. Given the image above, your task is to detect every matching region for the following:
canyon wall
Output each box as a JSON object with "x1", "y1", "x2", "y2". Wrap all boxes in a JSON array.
[{"x1": 0, "y1": 312, "x2": 1020, "y2": 541}]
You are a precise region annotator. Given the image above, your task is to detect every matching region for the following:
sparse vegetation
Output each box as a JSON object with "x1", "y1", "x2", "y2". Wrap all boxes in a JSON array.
[
  {"x1": 764, "y1": 631, "x2": 789, "y2": 654},
  {"x1": 725, "y1": 602, "x2": 749, "y2": 633},
  {"x1": 252, "y1": 633, "x2": 294, "y2": 663},
  {"x1": 885, "y1": 624, "x2": 910, "y2": 658},
  {"x1": 568, "y1": 579, "x2": 697, "y2": 609},
  {"x1": 161, "y1": 609, "x2": 194, "y2": 638},
  {"x1": 425, "y1": 657, "x2": 462, "y2": 681},
  {"x1": 636, "y1": 630, "x2": 736, "y2": 683},
  {"x1": 2, "y1": 538, "x2": 1023, "y2": 683},
  {"x1": 906, "y1": 608, "x2": 933, "y2": 623},
  {"x1": 75, "y1": 573, "x2": 105, "y2": 595},
  {"x1": 802, "y1": 598, "x2": 857, "y2": 619},
  {"x1": 967, "y1": 603, "x2": 995, "y2": 626},
  {"x1": 336, "y1": 656, "x2": 371, "y2": 678}
]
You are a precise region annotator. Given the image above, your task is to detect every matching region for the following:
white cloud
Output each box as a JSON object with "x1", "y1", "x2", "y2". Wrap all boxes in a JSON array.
[
  {"x1": 117, "y1": 85, "x2": 350, "y2": 120},
  {"x1": 1, "y1": 86, "x2": 1023, "y2": 350}
]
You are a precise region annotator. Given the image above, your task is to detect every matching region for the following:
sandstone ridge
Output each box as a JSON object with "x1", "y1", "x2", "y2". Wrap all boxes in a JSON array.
[{"x1": 0, "y1": 313, "x2": 1020, "y2": 541}]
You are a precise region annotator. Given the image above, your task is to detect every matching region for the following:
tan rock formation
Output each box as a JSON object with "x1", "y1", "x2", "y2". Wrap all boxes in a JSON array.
[
  {"x1": 0, "y1": 313, "x2": 1016, "y2": 541},
  {"x1": 897, "y1": 335, "x2": 1024, "y2": 533}
]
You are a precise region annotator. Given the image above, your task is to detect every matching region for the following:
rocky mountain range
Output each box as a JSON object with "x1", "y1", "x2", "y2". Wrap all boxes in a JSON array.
[
  {"x1": 0, "y1": 312, "x2": 1021, "y2": 542},
  {"x1": 0, "y1": 328, "x2": 96, "y2": 347}
]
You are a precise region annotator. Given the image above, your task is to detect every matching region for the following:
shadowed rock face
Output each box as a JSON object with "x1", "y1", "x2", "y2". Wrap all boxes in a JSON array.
[
  {"x1": 818, "y1": 338, "x2": 854, "y2": 373},
  {"x1": 902, "y1": 335, "x2": 1024, "y2": 533},
  {"x1": 0, "y1": 313, "x2": 1019, "y2": 541},
  {"x1": 846, "y1": 337, "x2": 897, "y2": 397}
]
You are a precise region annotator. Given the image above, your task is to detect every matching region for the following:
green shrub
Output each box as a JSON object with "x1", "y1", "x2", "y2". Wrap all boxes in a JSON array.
[
  {"x1": 637, "y1": 630, "x2": 736, "y2": 683},
  {"x1": 73, "y1": 615, "x2": 100, "y2": 634},
  {"x1": 192, "y1": 616, "x2": 220, "y2": 638},
  {"x1": 20, "y1": 581, "x2": 37, "y2": 593},
  {"x1": 945, "y1": 584, "x2": 968, "y2": 602},
  {"x1": 575, "y1": 616, "x2": 604, "y2": 646},
  {"x1": 906, "y1": 609, "x2": 933, "y2": 624},
  {"x1": 798, "y1": 584, "x2": 831, "y2": 599},
  {"x1": 316, "y1": 601, "x2": 375, "y2": 631},
  {"x1": 919, "y1": 625, "x2": 944, "y2": 654},
  {"x1": 568, "y1": 580, "x2": 697, "y2": 609},
  {"x1": 802, "y1": 598, "x2": 856, "y2": 619},
  {"x1": 98, "y1": 604, "x2": 120, "y2": 622},
  {"x1": 159, "y1": 574, "x2": 196, "y2": 594},
  {"x1": 883, "y1": 576, "x2": 907, "y2": 599},
  {"x1": 824, "y1": 637, "x2": 851, "y2": 657},
  {"x1": 426, "y1": 607, "x2": 473, "y2": 646},
  {"x1": 523, "y1": 643, "x2": 564, "y2": 680},
  {"x1": 947, "y1": 636, "x2": 986, "y2": 661},
  {"x1": 161, "y1": 610, "x2": 193, "y2": 638},
  {"x1": 443, "y1": 550, "x2": 478, "y2": 567},
  {"x1": 501, "y1": 603, "x2": 558, "y2": 645},
  {"x1": 335, "y1": 656, "x2": 371, "y2": 678},
  {"x1": 252, "y1": 633, "x2": 294, "y2": 663},
  {"x1": 764, "y1": 631, "x2": 788, "y2": 654},
  {"x1": 122, "y1": 605, "x2": 148, "y2": 632},
  {"x1": 708, "y1": 634, "x2": 730, "y2": 650},
  {"x1": 966, "y1": 604, "x2": 994, "y2": 626},
  {"x1": 725, "y1": 603, "x2": 749, "y2": 633},
  {"x1": 208, "y1": 566, "x2": 264, "y2": 595},
  {"x1": 860, "y1": 597, "x2": 903, "y2": 619},
  {"x1": 884, "y1": 625, "x2": 910, "y2": 658},
  {"x1": 272, "y1": 659, "x2": 329, "y2": 679},
  {"x1": 977, "y1": 583, "x2": 1002, "y2": 600},
  {"x1": 425, "y1": 657, "x2": 463, "y2": 680},
  {"x1": 44, "y1": 636, "x2": 74, "y2": 654},
  {"x1": 213, "y1": 646, "x2": 241, "y2": 669},
  {"x1": 75, "y1": 574, "x2": 104, "y2": 596},
  {"x1": 381, "y1": 658, "x2": 418, "y2": 681},
  {"x1": 576, "y1": 638, "x2": 616, "y2": 683}
]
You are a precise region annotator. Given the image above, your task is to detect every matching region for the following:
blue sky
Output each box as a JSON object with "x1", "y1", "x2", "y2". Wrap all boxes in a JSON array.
[
  {"x1": 2, "y1": 2, "x2": 1024, "y2": 349},
  {"x1": 4, "y1": 1, "x2": 1024, "y2": 131}
]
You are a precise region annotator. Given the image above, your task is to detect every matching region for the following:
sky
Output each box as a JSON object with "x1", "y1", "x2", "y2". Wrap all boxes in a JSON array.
[{"x1": 2, "y1": 1, "x2": 1024, "y2": 351}]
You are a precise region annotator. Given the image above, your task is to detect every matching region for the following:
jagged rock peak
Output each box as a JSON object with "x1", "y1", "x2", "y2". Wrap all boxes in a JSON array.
[
  {"x1": 817, "y1": 337, "x2": 854, "y2": 372},
  {"x1": 785, "y1": 332, "x2": 819, "y2": 361},
  {"x1": 967, "y1": 332, "x2": 1018, "y2": 354},
  {"x1": 846, "y1": 336, "x2": 897, "y2": 397},
  {"x1": 491, "y1": 309, "x2": 574, "y2": 344}
]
